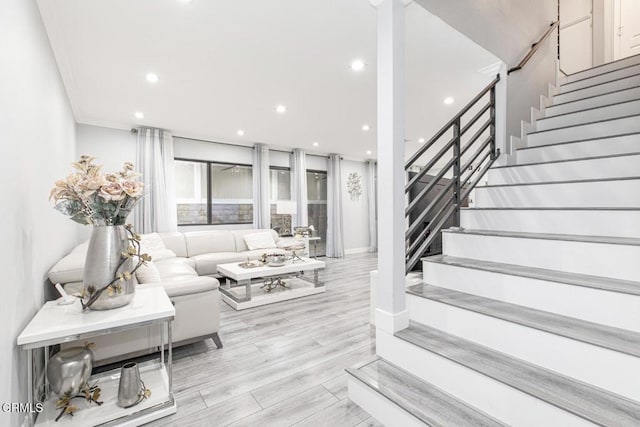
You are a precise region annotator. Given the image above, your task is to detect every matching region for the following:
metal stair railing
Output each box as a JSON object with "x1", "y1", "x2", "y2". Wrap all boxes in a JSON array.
[{"x1": 405, "y1": 75, "x2": 500, "y2": 272}]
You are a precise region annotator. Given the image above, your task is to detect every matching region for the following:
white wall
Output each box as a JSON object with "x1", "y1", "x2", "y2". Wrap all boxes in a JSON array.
[
  {"x1": 341, "y1": 160, "x2": 370, "y2": 254},
  {"x1": 75, "y1": 125, "x2": 136, "y2": 241},
  {"x1": 76, "y1": 124, "x2": 136, "y2": 172},
  {"x1": 0, "y1": 1, "x2": 78, "y2": 425},
  {"x1": 415, "y1": 0, "x2": 558, "y2": 143}
]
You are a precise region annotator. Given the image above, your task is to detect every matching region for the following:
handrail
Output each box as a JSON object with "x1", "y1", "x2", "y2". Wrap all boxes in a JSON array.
[
  {"x1": 404, "y1": 76, "x2": 500, "y2": 273},
  {"x1": 508, "y1": 21, "x2": 559, "y2": 75},
  {"x1": 405, "y1": 75, "x2": 500, "y2": 170}
]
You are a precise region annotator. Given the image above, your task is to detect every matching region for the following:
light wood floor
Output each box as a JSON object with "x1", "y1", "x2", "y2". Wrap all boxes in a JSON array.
[{"x1": 147, "y1": 253, "x2": 382, "y2": 427}]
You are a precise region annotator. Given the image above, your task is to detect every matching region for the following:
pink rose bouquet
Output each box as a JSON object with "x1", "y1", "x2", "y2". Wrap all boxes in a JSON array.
[{"x1": 50, "y1": 156, "x2": 145, "y2": 225}]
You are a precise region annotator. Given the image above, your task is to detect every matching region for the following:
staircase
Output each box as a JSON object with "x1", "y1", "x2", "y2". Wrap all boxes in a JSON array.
[{"x1": 348, "y1": 54, "x2": 640, "y2": 426}]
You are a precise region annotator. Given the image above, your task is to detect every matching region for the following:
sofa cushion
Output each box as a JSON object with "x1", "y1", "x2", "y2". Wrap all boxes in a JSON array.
[
  {"x1": 48, "y1": 241, "x2": 89, "y2": 284},
  {"x1": 140, "y1": 233, "x2": 176, "y2": 261},
  {"x1": 159, "y1": 232, "x2": 188, "y2": 258},
  {"x1": 243, "y1": 231, "x2": 278, "y2": 250},
  {"x1": 185, "y1": 230, "x2": 237, "y2": 257},
  {"x1": 233, "y1": 229, "x2": 279, "y2": 252},
  {"x1": 157, "y1": 275, "x2": 219, "y2": 298},
  {"x1": 190, "y1": 252, "x2": 246, "y2": 276},
  {"x1": 154, "y1": 257, "x2": 198, "y2": 278}
]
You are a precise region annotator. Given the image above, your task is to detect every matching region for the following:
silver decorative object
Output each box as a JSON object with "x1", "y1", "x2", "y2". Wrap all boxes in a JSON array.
[
  {"x1": 266, "y1": 254, "x2": 286, "y2": 267},
  {"x1": 347, "y1": 172, "x2": 363, "y2": 201},
  {"x1": 47, "y1": 347, "x2": 94, "y2": 398},
  {"x1": 83, "y1": 225, "x2": 135, "y2": 310},
  {"x1": 117, "y1": 362, "x2": 145, "y2": 408}
]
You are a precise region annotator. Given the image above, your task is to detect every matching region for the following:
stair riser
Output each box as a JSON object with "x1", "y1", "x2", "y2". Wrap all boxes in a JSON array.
[
  {"x1": 474, "y1": 179, "x2": 640, "y2": 208},
  {"x1": 527, "y1": 116, "x2": 640, "y2": 146},
  {"x1": 517, "y1": 135, "x2": 640, "y2": 164},
  {"x1": 561, "y1": 64, "x2": 640, "y2": 92},
  {"x1": 488, "y1": 154, "x2": 640, "y2": 184},
  {"x1": 421, "y1": 260, "x2": 640, "y2": 332},
  {"x1": 407, "y1": 296, "x2": 640, "y2": 402},
  {"x1": 377, "y1": 331, "x2": 594, "y2": 427},
  {"x1": 554, "y1": 74, "x2": 640, "y2": 104},
  {"x1": 460, "y1": 209, "x2": 640, "y2": 238},
  {"x1": 546, "y1": 87, "x2": 640, "y2": 117},
  {"x1": 566, "y1": 54, "x2": 640, "y2": 83},
  {"x1": 536, "y1": 100, "x2": 640, "y2": 131},
  {"x1": 347, "y1": 378, "x2": 424, "y2": 427},
  {"x1": 442, "y1": 231, "x2": 640, "y2": 281}
]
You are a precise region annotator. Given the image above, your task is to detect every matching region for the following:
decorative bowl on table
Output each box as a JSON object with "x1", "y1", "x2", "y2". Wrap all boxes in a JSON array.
[{"x1": 265, "y1": 253, "x2": 287, "y2": 267}]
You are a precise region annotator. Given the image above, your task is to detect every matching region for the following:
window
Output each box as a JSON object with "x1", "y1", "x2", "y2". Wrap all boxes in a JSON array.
[
  {"x1": 307, "y1": 170, "x2": 327, "y2": 256},
  {"x1": 175, "y1": 159, "x2": 253, "y2": 225}
]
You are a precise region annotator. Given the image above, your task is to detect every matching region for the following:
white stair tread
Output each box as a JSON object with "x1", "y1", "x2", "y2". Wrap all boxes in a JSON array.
[
  {"x1": 407, "y1": 284, "x2": 640, "y2": 358},
  {"x1": 395, "y1": 321, "x2": 640, "y2": 426},
  {"x1": 423, "y1": 254, "x2": 640, "y2": 297},
  {"x1": 545, "y1": 86, "x2": 640, "y2": 117},
  {"x1": 536, "y1": 99, "x2": 640, "y2": 131},
  {"x1": 492, "y1": 152, "x2": 640, "y2": 170},
  {"x1": 347, "y1": 358, "x2": 505, "y2": 427},
  {"x1": 444, "y1": 228, "x2": 640, "y2": 247},
  {"x1": 565, "y1": 53, "x2": 640, "y2": 83},
  {"x1": 561, "y1": 63, "x2": 640, "y2": 92}
]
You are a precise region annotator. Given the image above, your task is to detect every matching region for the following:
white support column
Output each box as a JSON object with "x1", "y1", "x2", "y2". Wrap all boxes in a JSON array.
[{"x1": 373, "y1": 0, "x2": 410, "y2": 334}]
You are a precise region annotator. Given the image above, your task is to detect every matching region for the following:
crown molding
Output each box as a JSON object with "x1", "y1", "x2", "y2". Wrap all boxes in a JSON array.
[{"x1": 368, "y1": 0, "x2": 413, "y2": 7}]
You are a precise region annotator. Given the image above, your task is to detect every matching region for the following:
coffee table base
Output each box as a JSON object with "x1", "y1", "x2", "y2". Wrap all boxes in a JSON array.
[{"x1": 221, "y1": 277, "x2": 326, "y2": 310}]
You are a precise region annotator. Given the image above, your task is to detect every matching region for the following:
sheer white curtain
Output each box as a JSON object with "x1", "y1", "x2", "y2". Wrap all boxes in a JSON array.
[
  {"x1": 326, "y1": 154, "x2": 344, "y2": 258},
  {"x1": 366, "y1": 160, "x2": 377, "y2": 252},
  {"x1": 134, "y1": 128, "x2": 178, "y2": 233},
  {"x1": 290, "y1": 148, "x2": 308, "y2": 227},
  {"x1": 253, "y1": 143, "x2": 270, "y2": 229}
]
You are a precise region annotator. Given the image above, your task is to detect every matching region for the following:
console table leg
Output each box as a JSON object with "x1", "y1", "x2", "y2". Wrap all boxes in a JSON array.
[
  {"x1": 167, "y1": 320, "x2": 173, "y2": 397},
  {"x1": 27, "y1": 348, "x2": 34, "y2": 426}
]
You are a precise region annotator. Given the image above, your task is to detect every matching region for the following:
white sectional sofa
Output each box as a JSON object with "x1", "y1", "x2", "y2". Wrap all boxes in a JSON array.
[{"x1": 48, "y1": 228, "x2": 284, "y2": 363}]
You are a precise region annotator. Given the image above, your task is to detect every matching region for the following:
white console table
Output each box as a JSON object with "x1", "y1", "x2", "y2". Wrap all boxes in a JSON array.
[{"x1": 17, "y1": 286, "x2": 176, "y2": 427}]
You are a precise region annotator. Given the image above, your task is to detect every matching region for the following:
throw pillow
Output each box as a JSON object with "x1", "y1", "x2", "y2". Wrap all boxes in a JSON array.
[
  {"x1": 139, "y1": 233, "x2": 177, "y2": 261},
  {"x1": 244, "y1": 231, "x2": 277, "y2": 250},
  {"x1": 135, "y1": 261, "x2": 162, "y2": 284}
]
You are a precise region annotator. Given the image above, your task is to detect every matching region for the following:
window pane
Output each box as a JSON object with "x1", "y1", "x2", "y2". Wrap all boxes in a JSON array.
[
  {"x1": 307, "y1": 170, "x2": 327, "y2": 256},
  {"x1": 269, "y1": 168, "x2": 291, "y2": 201},
  {"x1": 307, "y1": 171, "x2": 327, "y2": 201},
  {"x1": 210, "y1": 163, "x2": 253, "y2": 224},
  {"x1": 175, "y1": 160, "x2": 208, "y2": 224}
]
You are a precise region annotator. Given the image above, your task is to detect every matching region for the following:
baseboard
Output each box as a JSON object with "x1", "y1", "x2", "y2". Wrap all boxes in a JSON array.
[{"x1": 345, "y1": 247, "x2": 371, "y2": 255}]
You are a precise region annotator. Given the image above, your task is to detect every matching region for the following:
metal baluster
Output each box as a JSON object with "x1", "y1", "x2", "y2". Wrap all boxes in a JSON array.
[
  {"x1": 453, "y1": 118, "x2": 461, "y2": 226},
  {"x1": 490, "y1": 85, "x2": 497, "y2": 160}
]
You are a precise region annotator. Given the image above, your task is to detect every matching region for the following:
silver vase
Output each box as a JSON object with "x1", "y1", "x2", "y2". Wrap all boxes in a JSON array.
[
  {"x1": 117, "y1": 362, "x2": 144, "y2": 408},
  {"x1": 47, "y1": 347, "x2": 94, "y2": 398},
  {"x1": 83, "y1": 225, "x2": 135, "y2": 310}
]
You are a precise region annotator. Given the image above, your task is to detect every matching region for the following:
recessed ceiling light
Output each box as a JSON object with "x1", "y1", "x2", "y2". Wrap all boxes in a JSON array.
[
  {"x1": 351, "y1": 59, "x2": 365, "y2": 71},
  {"x1": 146, "y1": 73, "x2": 159, "y2": 83},
  {"x1": 134, "y1": 112, "x2": 144, "y2": 119},
  {"x1": 237, "y1": 129, "x2": 245, "y2": 136},
  {"x1": 444, "y1": 97, "x2": 454, "y2": 105},
  {"x1": 418, "y1": 138, "x2": 425, "y2": 143},
  {"x1": 312, "y1": 142, "x2": 319, "y2": 147},
  {"x1": 362, "y1": 124, "x2": 370, "y2": 132},
  {"x1": 366, "y1": 150, "x2": 372, "y2": 155},
  {"x1": 276, "y1": 105, "x2": 287, "y2": 114}
]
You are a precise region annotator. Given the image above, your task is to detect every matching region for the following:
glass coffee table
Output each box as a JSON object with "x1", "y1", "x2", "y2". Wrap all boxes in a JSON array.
[{"x1": 217, "y1": 257, "x2": 326, "y2": 310}]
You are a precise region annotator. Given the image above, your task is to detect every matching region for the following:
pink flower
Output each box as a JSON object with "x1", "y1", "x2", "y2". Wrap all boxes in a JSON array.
[
  {"x1": 98, "y1": 182, "x2": 125, "y2": 201},
  {"x1": 122, "y1": 180, "x2": 144, "y2": 198}
]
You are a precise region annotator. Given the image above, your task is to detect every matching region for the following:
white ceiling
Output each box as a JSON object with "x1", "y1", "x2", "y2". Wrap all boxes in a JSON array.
[{"x1": 37, "y1": 0, "x2": 499, "y2": 160}]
